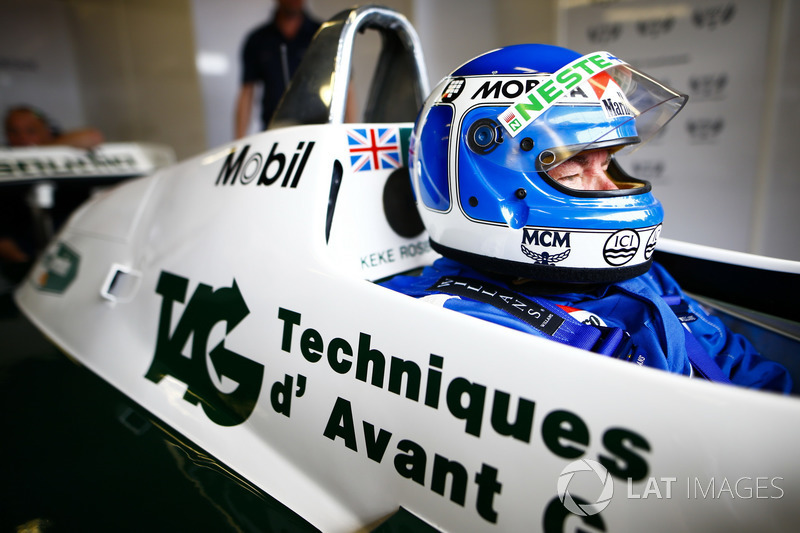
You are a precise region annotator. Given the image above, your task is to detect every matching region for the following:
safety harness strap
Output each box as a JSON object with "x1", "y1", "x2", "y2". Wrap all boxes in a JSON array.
[
  {"x1": 427, "y1": 275, "x2": 629, "y2": 356},
  {"x1": 662, "y1": 294, "x2": 732, "y2": 384}
]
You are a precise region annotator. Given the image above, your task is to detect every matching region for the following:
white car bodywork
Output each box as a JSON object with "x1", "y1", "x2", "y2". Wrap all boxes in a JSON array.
[{"x1": 14, "y1": 6, "x2": 800, "y2": 532}]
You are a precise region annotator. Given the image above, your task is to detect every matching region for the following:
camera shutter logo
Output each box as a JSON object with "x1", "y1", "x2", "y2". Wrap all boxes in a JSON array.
[{"x1": 557, "y1": 459, "x2": 614, "y2": 516}]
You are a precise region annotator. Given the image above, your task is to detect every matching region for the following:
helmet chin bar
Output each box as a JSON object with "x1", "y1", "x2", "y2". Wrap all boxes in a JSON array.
[{"x1": 431, "y1": 240, "x2": 654, "y2": 284}]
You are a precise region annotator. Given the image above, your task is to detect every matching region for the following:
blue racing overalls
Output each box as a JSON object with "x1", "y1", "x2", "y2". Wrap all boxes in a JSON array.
[{"x1": 380, "y1": 257, "x2": 792, "y2": 394}]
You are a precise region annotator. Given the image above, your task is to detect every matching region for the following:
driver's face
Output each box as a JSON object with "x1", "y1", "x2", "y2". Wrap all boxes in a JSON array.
[{"x1": 548, "y1": 149, "x2": 618, "y2": 191}]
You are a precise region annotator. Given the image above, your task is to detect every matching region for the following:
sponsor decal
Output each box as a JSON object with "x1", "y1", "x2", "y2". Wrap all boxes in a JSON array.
[
  {"x1": 348, "y1": 127, "x2": 402, "y2": 172},
  {"x1": 497, "y1": 51, "x2": 627, "y2": 137},
  {"x1": 521, "y1": 228, "x2": 571, "y2": 265},
  {"x1": 587, "y1": 23, "x2": 623, "y2": 44},
  {"x1": 471, "y1": 78, "x2": 593, "y2": 104},
  {"x1": 148, "y1": 276, "x2": 652, "y2": 526},
  {"x1": 644, "y1": 224, "x2": 661, "y2": 260},
  {"x1": 687, "y1": 118, "x2": 724, "y2": 143},
  {"x1": 30, "y1": 241, "x2": 80, "y2": 294},
  {"x1": 146, "y1": 272, "x2": 268, "y2": 427},
  {"x1": 427, "y1": 276, "x2": 566, "y2": 335},
  {"x1": 215, "y1": 141, "x2": 314, "y2": 188},
  {"x1": 440, "y1": 77, "x2": 466, "y2": 103},
  {"x1": 521, "y1": 247, "x2": 570, "y2": 266},
  {"x1": 689, "y1": 73, "x2": 728, "y2": 100},
  {"x1": 600, "y1": 84, "x2": 633, "y2": 120},
  {"x1": 635, "y1": 18, "x2": 675, "y2": 38},
  {"x1": 0, "y1": 151, "x2": 141, "y2": 179},
  {"x1": 631, "y1": 160, "x2": 666, "y2": 180},
  {"x1": 692, "y1": 3, "x2": 736, "y2": 30},
  {"x1": 603, "y1": 229, "x2": 640, "y2": 266},
  {"x1": 557, "y1": 305, "x2": 607, "y2": 327}
]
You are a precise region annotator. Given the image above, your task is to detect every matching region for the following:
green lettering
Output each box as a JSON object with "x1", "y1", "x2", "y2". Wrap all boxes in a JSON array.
[
  {"x1": 490, "y1": 390, "x2": 535, "y2": 443},
  {"x1": 388, "y1": 357, "x2": 422, "y2": 400},
  {"x1": 588, "y1": 53, "x2": 613, "y2": 69},
  {"x1": 572, "y1": 58, "x2": 595, "y2": 75},
  {"x1": 394, "y1": 439, "x2": 427, "y2": 485},
  {"x1": 278, "y1": 307, "x2": 301, "y2": 352},
  {"x1": 355, "y1": 333, "x2": 385, "y2": 387},
  {"x1": 327, "y1": 337, "x2": 353, "y2": 374},
  {"x1": 363, "y1": 421, "x2": 392, "y2": 462},
  {"x1": 514, "y1": 93, "x2": 545, "y2": 120},
  {"x1": 431, "y1": 454, "x2": 468, "y2": 506},
  {"x1": 599, "y1": 427, "x2": 651, "y2": 481},
  {"x1": 555, "y1": 68, "x2": 582, "y2": 90},
  {"x1": 323, "y1": 397, "x2": 358, "y2": 451},
  {"x1": 300, "y1": 328, "x2": 323, "y2": 363},
  {"x1": 446, "y1": 377, "x2": 487, "y2": 437},
  {"x1": 543, "y1": 495, "x2": 606, "y2": 533},
  {"x1": 474, "y1": 464, "x2": 503, "y2": 524},
  {"x1": 536, "y1": 79, "x2": 563, "y2": 104},
  {"x1": 541, "y1": 409, "x2": 589, "y2": 459}
]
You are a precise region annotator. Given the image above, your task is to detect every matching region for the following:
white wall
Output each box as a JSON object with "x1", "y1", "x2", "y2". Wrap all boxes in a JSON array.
[
  {"x1": 755, "y1": 0, "x2": 800, "y2": 260},
  {"x1": 0, "y1": 0, "x2": 86, "y2": 141}
]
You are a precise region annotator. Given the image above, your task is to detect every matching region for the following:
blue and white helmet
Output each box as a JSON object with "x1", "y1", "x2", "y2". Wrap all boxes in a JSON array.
[{"x1": 410, "y1": 44, "x2": 687, "y2": 283}]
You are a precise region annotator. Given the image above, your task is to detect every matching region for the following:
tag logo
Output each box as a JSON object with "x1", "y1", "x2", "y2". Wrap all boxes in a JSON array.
[{"x1": 146, "y1": 271, "x2": 263, "y2": 427}]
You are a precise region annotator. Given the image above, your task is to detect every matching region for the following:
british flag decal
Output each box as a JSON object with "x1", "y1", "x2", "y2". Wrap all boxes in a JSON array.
[{"x1": 347, "y1": 127, "x2": 402, "y2": 172}]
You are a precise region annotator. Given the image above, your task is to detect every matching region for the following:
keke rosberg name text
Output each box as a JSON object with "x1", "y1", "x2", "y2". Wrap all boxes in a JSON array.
[{"x1": 146, "y1": 272, "x2": 650, "y2": 528}]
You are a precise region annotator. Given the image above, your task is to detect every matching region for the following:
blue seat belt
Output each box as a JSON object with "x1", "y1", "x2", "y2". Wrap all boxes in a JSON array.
[
  {"x1": 427, "y1": 276, "x2": 630, "y2": 357},
  {"x1": 662, "y1": 295, "x2": 732, "y2": 384}
]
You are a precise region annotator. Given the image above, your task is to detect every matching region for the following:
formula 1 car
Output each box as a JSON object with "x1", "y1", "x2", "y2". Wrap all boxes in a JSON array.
[{"x1": 12, "y1": 5, "x2": 800, "y2": 532}]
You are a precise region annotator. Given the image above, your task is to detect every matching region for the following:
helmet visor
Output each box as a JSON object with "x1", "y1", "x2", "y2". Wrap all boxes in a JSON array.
[{"x1": 496, "y1": 51, "x2": 687, "y2": 182}]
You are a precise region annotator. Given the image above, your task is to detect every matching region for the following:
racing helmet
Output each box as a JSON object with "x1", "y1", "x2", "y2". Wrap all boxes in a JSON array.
[{"x1": 409, "y1": 44, "x2": 687, "y2": 283}]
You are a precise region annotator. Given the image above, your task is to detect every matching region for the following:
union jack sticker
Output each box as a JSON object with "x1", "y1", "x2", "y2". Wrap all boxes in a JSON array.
[{"x1": 347, "y1": 128, "x2": 402, "y2": 172}]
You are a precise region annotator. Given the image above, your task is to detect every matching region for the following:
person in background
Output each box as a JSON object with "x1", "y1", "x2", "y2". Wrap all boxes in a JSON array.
[
  {"x1": 1, "y1": 105, "x2": 104, "y2": 268},
  {"x1": 382, "y1": 44, "x2": 792, "y2": 394},
  {"x1": 234, "y1": 0, "x2": 321, "y2": 138},
  {"x1": 4, "y1": 105, "x2": 103, "y2": 149}
]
